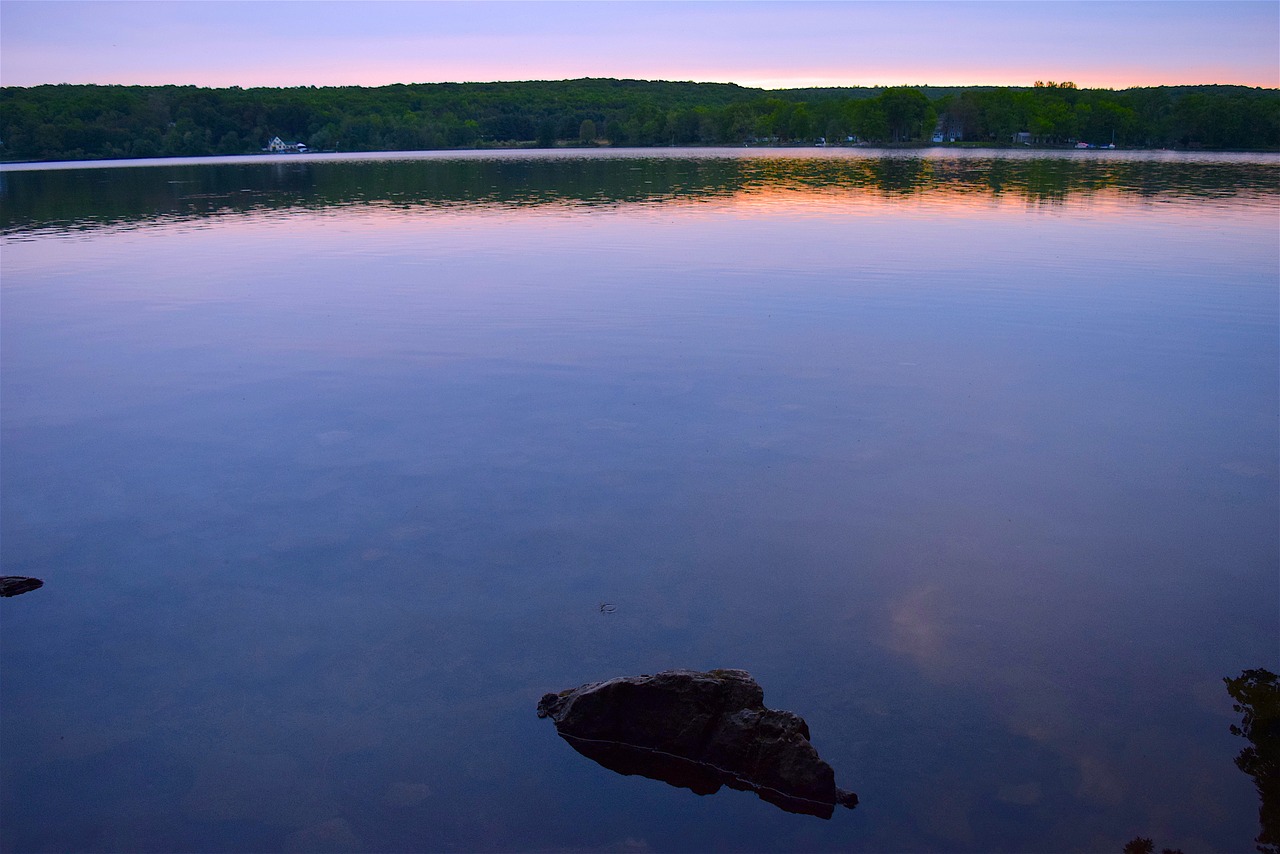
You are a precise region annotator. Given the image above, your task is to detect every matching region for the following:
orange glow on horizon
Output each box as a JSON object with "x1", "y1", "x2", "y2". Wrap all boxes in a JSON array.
[
  {"x1": 3, "y1": 1, "x2": 1276, "y2": 92},
  {"x1": 93, "y1": 64, "x2": 1277, "y2": 92}
]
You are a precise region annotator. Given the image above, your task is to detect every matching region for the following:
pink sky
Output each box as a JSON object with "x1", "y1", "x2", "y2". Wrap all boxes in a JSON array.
[{"x1": 2, "y1": 1, "x2": 1277, "y2": 90}]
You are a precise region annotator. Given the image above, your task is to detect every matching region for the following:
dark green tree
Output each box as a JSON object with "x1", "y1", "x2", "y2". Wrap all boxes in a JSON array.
[
  {"x1": 3, "y1": 80, "x2": 1278, "y2": 162},
  {"x1": 878, "y1": 87, "x2": 934, "y2": 142},
  {"x1": 536, "y1": 118, "x2": 557, "y2": 148}
]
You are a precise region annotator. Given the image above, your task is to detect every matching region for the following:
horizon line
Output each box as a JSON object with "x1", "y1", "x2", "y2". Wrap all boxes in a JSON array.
[{"x1": 6, "y1": 76, "x2": 1279, "y2": 92}]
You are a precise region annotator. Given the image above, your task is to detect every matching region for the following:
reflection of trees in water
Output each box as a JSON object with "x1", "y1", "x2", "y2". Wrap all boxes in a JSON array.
[
  {"x1": 1227, "y1": 668, "x2": 1279, "y2": 854},
  {"x1": 1122, "y1": 837, "x2": 1183, "y2": 854},
  {"x1": 862, "y1": 156, "x2": 930, "y2": 194},
  {"x1": 1123, "y1": 668, "x2": 1277, "y2": 854},
  {"x1": 3, "y1": 154, "x2": 1277, "y2": 234}
]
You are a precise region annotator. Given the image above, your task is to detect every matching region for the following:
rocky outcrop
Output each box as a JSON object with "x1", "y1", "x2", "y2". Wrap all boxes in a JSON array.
[
  {"x1": 537, "y1": 668, "x2": 857, "y2": 818},
  {"x1": 0, "y1": 577, "x2": 43, "y2": 597}
]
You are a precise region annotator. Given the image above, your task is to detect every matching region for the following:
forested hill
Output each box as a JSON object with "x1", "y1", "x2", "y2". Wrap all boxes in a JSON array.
[{"x1": 2, "y1": 78, "x2": 1277, "y2": 162}]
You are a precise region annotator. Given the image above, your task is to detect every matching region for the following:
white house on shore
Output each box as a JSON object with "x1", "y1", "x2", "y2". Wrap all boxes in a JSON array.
[{"x1": 264, "y1": 136, "x2": 308, "y2": 153}]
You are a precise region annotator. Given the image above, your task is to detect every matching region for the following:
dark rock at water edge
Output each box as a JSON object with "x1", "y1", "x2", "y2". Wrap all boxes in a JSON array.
[
  {"x1": 0, "y1": 577, "x2": 43, "y2": 597},
  {"x1": 537, "y1": 668, "x2": 857, "y2": 818}
]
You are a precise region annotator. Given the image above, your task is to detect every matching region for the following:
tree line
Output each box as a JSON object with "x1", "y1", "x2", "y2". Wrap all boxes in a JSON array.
[{"x1": 2, "y1": 78, "x2": 1277, "y2": 162}]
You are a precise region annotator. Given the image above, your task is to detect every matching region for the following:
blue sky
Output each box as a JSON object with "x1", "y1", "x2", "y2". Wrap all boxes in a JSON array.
[{"x1": 2, "y1": 1, "x2": 1276, "y2": 89}]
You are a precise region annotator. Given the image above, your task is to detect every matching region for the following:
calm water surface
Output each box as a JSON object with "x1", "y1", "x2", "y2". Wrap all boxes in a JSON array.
[{"x1": 2, "y1": 149, "x2": 1277, "y2": 852}]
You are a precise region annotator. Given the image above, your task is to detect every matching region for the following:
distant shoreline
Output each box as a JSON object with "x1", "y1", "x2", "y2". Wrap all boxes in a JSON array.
[
  {"x1": 3, "y1": 79, "x2": 1277, "y2": 162},
  {"x1": 6, "y1": 141, "x2": 1280, "y2": 168}
]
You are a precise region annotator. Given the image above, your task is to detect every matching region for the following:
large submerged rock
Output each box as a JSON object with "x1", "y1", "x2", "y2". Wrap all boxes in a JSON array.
[
  {"x1": 0, "y1": 577, "x2": 43, "y2": 597},
  {"x1": 537, "y1": 668, "x2": 857, "y2": 818}
]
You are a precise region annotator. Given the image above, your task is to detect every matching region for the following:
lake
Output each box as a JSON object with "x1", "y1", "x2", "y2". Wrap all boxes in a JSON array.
[{"x1": 1, "y1": 148, "x2": 1277, "y2": 853}]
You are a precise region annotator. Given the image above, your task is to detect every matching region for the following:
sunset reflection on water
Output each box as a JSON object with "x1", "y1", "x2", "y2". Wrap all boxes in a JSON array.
[{"x1": 1, "y1": 150, "x2": 1276, "y2": 853}]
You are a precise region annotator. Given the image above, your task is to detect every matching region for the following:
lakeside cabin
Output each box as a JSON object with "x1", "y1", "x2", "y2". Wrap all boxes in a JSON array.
[{"x1": 264, "y1": 136, "x2": 308, "y2": 153}]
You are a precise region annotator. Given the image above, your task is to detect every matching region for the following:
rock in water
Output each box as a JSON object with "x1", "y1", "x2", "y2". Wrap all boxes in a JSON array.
[
  {"x1": 537, "y1": 668, "x2": 857, "y2": 818},
  {"x1": 0, "y1": 577, "x2": 43, "y2": 597}
]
